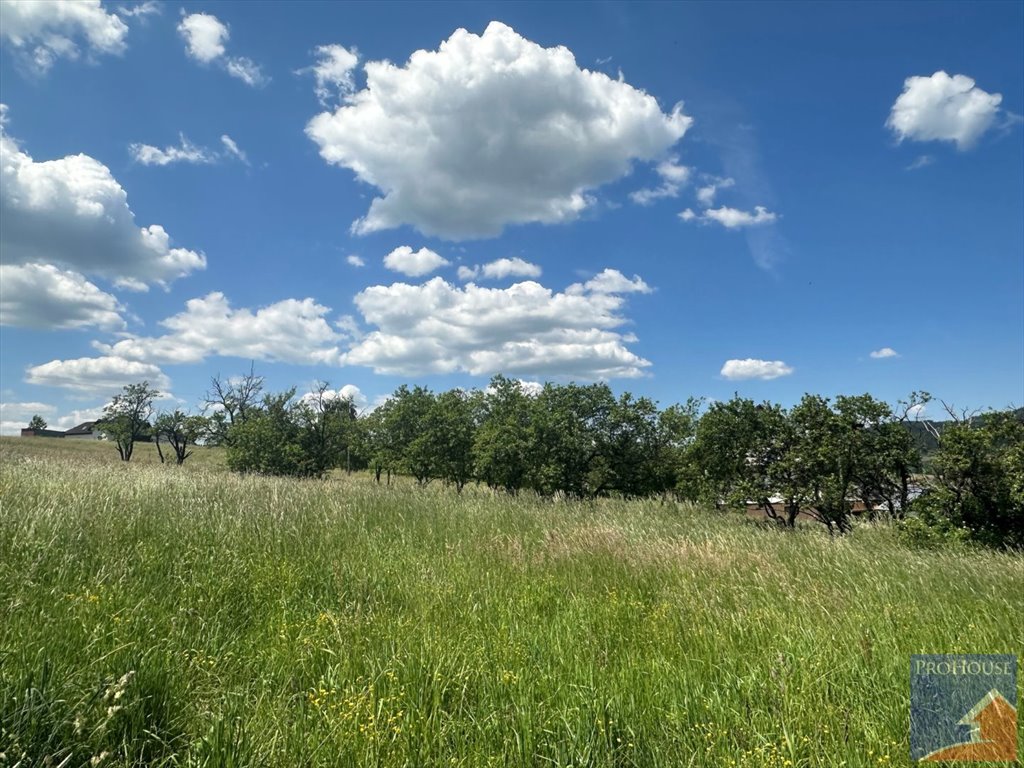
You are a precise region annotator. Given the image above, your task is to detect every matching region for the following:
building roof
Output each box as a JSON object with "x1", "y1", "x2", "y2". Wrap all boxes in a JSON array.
[{"x1": 64, "y1": 421, "x2": 98, "y2": 436}]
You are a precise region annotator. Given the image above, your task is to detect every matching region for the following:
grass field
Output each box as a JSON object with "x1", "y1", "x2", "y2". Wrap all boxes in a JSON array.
[{"x1": 1, "y1": 436, "x2": 1021, "y2": 767}]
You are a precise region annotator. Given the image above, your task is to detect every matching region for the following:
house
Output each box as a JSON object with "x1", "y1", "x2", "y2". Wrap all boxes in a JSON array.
[
  {"x1": 20, "y1": 428, "x2": 66, "y2": 438},
  {"x1": 922, "y1": 689, "x2": 1017, "y2": 762},
  {"x1": 63, "y1": 421, "x2": 104, "y2": 440}
]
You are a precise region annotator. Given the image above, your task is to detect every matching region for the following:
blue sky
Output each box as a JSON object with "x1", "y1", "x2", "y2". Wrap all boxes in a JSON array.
[{"x1": 1, "y1": 0, "x2": 1021, "y2": 431}]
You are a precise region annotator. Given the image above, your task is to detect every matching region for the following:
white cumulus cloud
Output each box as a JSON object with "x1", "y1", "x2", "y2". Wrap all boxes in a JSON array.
[
  {"x1": 343, "y1": 271, "x2": 652, "y2": 379},
  {"x1": 0, "y1": 263, "x2": 125, "y2": 331},
  {"x1": 720, "y1": 358, "x2": 794, "y2": 381},
  {"x1": 571, "y1": 268, "x2": 651, "y2": 295},
  {"x1": 459, "y1": 257, "x2": 542, "y2": 281},
  {"x1": 306, "y1": 21, "x2": 691, "y2": 239},
  {"x1": 1, "y1": 109, "x2": 205, "y2": 288},
  {"x1": 177, "y1": 11, "x2": 265, "y2": 86},
  {"x1": 26, "y1": 355, "x2": 171, "y2": 393},
  {"x1": 0, "y1": 0, "x2": 128, "y2": 73},
  {"x1": 383, "y1": 246, "x2": 450, "y2": 277},
  {"x1": 887, "y1": 71, "x2": 1005, "y2": 150},
  {"x1": 346, "y1": 254, "x2": 366, "y2": 267},
  {"x1": 177, "y1": 11, "x2": 226, "y2": 63},
  {"x1": 870, "y1": 347, "x2": 899, "y2": 359},
  {"x1": 680, "y1": 205, "x2": 777, "y2": 228},
  {"x1": 91, "y1": 292, "x2": 350, "y2": 366}
]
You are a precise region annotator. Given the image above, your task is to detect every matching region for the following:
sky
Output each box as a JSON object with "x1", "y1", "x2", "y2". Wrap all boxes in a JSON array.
[{"x1": 1, "y1": 0, "x2": 1022, "y2": 433}]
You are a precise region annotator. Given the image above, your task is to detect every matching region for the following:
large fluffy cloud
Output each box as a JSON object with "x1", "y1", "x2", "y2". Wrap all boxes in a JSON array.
[
  {"x1": 177, "y1": 12, "x2": 265, "y2": 86},
  {"x1": 0, "y1": 0, "x2": 128, "y2": 72},
  {"x1": 343, "y1": 271, "x2": 652, "y2": 378},
  {"x1": 92, "y1": 292, "x2": 350, "y2": 366},
  {"x1": 720, "y1": 359, "x2": 793, "y2": 381},
  {"x1": 307, "y1": 21, "x2": 690, "y2": 239},
  {"x1": 0, "y1": 263, "x2": 125, "y2": 331},
  {"x1": 26, "y1": 355, "x2": 170, "y2": 393},
  {"x1": 0, "y1": 109, "x2": 205, "y2": 289},
  {"x1": 28, "y1": 292, "x2": 351, "y2": 396},
  {"x1": 887, "y1": 72, "x2": 1004, "y2": 149}
]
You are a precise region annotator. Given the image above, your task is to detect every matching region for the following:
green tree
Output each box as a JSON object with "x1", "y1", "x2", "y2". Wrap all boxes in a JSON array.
[
  {"x1": 593, "y1": 392, "x2": 665, "y2": 498},
  {"x1": 787, "y1": 394, "x2": 858, "y2": 533},
  {"x1": 655, "y1": 398, "x2": 703, "y2": 500},
  {"x1": 153, "y1": 410, "x2": 208, "y2": 465},
  {"x1": 914, "y1": 406, "x2": 1024, "y2": 548},
  {"x1": 474, "y1": 376, "x2": 535, "y2": 494},
  {"x1": 387, "y1": 385, "x2": 438, "y2": 485},
  {"x1": 100, "y1": 381, "x2": 159, "y2": 462},
  {"x1": 835, "y1": 394, "x2": 922, "y2": 519},
  {"x1": 225, "y1": 389, "x2": 308, "y2": 476},
  {"x1": 203, "y1": 363, "x2": 264, "y2": 446},
  {"x1": 358, "y1": 405, "x2": 396, "y2": 484},
  {"x1": 689, "y1": 396, "x2": 785, "y2": 512},
  {"x1": 27, "y1": 415, "x2": 48, "y2": 431},
  {"x1": 530, "y1": 382, "x2": 612, "y2": 498},
  {"x1": 428, "y1": 389, "x2": 480, "y2": 492},
  {"x1": 294, "y1": 382, "x2": 360, "y2": 477}
]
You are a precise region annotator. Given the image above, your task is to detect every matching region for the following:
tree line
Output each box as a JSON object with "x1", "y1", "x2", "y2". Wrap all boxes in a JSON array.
[{"x1": 90, "y1": 369, "x2": 1022, "y2": 548}]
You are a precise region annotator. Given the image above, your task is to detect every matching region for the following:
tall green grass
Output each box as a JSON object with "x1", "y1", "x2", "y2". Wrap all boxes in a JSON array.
[{"x1": 1, "y1": 437, "x2": 1021, "y2": 767}]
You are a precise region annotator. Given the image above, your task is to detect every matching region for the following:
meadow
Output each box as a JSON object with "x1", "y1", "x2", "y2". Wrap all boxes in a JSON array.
[{"x1": 1, "y1": 436, "x2": 1021, "y2": 767}]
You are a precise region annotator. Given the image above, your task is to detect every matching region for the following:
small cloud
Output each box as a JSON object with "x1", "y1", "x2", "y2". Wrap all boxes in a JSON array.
[
  {"x1": 383, "y1": 246, "x2": 450, "y2": 277},
  {"x1": 130, "y1": 133, "x2": 247, "y2": 166},
  {"x1": 130, "y1": 133, "x2": 214, "y2": 166},
  {"x1": 630, "y1": 155, "x2": 692, "y2": 205},
  {"x1": 570, "y1": 269, "x2": 651, "y2": 295},
  {"x1": 720, "y1": 358, "x2": 793, "y2": 380},
  {"x1": 887, "y1": 71, "x2": 1009, "y2": 150},
  {"x1": 870, "y1": 347, "x2": 900, "y2": 359},
  {"x1": 680, "y1": 205, "x2": 777, "y2": 228},
  {"x1": 220, "y1": 135, "x2": 248, "y2": 164},
  {"x1": 695, "y1": 176, "x2": 734, "y2": 206},
  {"x1": 177, "y1": 11, "x2": 266, "y2": 87},
  {"x1": 225, "y1": 56, "x2": 266, "y2": 87},
  {"x1": 177, "y1": 12, "x2": 227, "y2": 63},
  {"x1": 346, "y1": 254, "x2": 366, "y2": 267},
  {"x1": 117, "y1": 2, "x2": 161, "y2": 19},
  {"x1": 297, "y1": 44, "x2": 359, "y2": 107},
  {"x1": 906, "y1": 155, "x2": 934, "y2": 171},
  {"x1": 458, "y1": 257, "x2": 541, "y2": 281}
]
